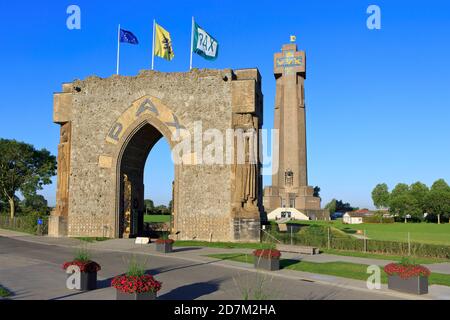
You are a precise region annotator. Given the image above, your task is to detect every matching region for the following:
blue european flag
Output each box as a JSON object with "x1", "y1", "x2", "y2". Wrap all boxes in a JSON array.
[{"x1": 120, "y1": 29, "x2": 139, "y2": 45}]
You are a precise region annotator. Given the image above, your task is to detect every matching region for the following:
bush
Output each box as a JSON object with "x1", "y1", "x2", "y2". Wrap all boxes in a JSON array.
[
  {"x1": 0, "y1": 213, "x2": 48, "y2": 235},
  {"x1": 363, "y1": 216, "x2": 395, "y2": 224}
]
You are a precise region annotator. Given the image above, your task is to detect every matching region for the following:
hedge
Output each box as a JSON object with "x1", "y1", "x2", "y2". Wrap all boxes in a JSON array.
[
  {"x1": 0, "y1": 214, "x2": 48, "y2": 235},
  {"x1": 362, "y1": 216, "x2": 395, "y2": 224},
  {"x1": 263, "y1": 225, "x2": 450, "y2": 259}
]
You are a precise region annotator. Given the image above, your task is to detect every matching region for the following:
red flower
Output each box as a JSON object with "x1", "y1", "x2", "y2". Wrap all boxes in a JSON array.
[
  {"x1": 384, "y1": 263, "x2": 431, "y2": 279},
  {"x1": 155, "y1": 239, "x2": 175, "y2": 244},
  {"x1": 62, "y1": 260, "x2": 101, "y2": 273},
  {"x1": 111, "y1": 275, "x2": 162, "y2": 294},
  {"x1": 253, "y1": 249, "x2": 281, "y2": 259}
]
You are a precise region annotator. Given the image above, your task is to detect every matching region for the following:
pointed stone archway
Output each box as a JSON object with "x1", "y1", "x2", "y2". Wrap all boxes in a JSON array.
[
  {"x1": 108, "y1": 95, "x2": 185, "y2": 239},
  {"x1": 48, "y1": 69, "x2": 264, "y2": 242}
]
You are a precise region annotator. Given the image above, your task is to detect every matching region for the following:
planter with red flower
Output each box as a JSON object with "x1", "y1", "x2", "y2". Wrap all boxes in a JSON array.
[
  {"x1": 62, "y1": 247, "x2": 101, "y2": 291},
  {"x1": 384, "y1": 258, "x2": 430, "y2": 295},
  {"x1": 253, "y1": 249, "x2": 281, "y2": 271},
  {"x1": 156, "y1": 237, "x2": 174, "y2": 253},
  {"x1": 112, "y1": 257, "x2": 162, "y2": 300}
]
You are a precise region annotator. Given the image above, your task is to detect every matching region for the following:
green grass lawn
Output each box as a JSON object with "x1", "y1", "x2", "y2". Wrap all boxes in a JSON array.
[
  {"x1": 291, "y1": 220, "x2": 450, "y2": 246},
  {"x1": 208, "y1": 253, "x2": 450, "y2": 287},
  {"x1": 322, "y1": 249, "x2": 447, "y2": 265},
  {"x1": 174, "y1": 240, "x2": 274, "y2": 250},
  {"x1": 0, "y1": 285, "x2": 11, "y2": 298},
  {"x1": 144, "y1": 215, "x2": 171, "y2": 223}
]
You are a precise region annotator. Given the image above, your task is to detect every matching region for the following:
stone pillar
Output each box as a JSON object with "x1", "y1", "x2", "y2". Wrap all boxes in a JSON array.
[
  {"x1": 230, "y1": 69, "x2": 264, "y2": 242},
  {"x1": 49, "y1": 122, "x2": 72, "y2": 237},
  {"x1": 263, "y1": 42, "x2": 328, "y2": 218},
  {"x1": 274, "y1": 43, "x2": 308, "y2": 190},
  {"x1": 48, "y1": 215, "x2": 68, "y2": 237}
]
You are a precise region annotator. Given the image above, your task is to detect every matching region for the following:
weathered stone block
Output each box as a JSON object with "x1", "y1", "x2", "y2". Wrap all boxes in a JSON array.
[
  {"x1": 232, "y1": 80, "x2": 256, "y2": 114},
  {"x1": 48, "y1": 215, "x2": 68, "y2": 237},
  {"x1": 53, "y1": 93, "x2": 73, "y2": 124}
]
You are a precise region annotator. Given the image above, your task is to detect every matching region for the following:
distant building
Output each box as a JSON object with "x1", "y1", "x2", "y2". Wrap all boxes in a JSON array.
[
  {"x1": 343, "y1": 209, "x2": 374, "y2": 224},
  {"x1": 267, "y1": 208, "x2": 310, "y2": 221}
]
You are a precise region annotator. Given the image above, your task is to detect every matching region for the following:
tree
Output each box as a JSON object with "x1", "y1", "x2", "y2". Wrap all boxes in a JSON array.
[
  {"x1": 313, "y1": 186, "x2": 321, "y2": 199},
  {"x1": 324, "y1": 199, "x2": 356, "y2": 214},
  {"x1": 155, "y1": 205, "x2": 170, "y2": 215},
  {"x1": 431, "y1": 179, "x2": 450, "y2": 192},
  {"x1": 409, "y1": 182, "x2": 429, "y2": 214},
  {"x1": 0, "y1": 139, "x2": 56, "y2": 219},
  {"x1": 144, "y1": 199, "x2": 155, "y2": 214},
  {"x1": 371, "y1": 183, "x2": 390, "y2": 209},
  {"x1": 389, "y1": 193, "x2": 421, "y2": 223},
  {"x1": 325, "y1": 199, "x2": 337, "y2": 214},
  {"x1": 22, "y1": 194, "x2": 49, "y2": 214},
  {"x1": 390, "y1": 183, "x2": 409, "y2": 198},
  {"x1": 335, "y1": 200, "x2": 357, "y2": 212},
  {"x1": 168, "y1": 200, "x2": 173, "y2": 213},
  {"x1": 389, "y1": 183, "x2": 424, "y2": 222},
  {"x1": 425, "y1": 179, "x2": 450, "y2": 224}
]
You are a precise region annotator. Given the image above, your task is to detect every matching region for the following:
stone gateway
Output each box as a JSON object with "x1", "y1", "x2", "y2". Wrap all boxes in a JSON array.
[{"x1": 49, "y1": 69, "x2": 263, "y2": 242}]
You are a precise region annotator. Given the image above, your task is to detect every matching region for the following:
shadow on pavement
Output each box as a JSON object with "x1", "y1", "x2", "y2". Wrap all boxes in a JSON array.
[
  {"x1": 280, "y1": 259, "x2": 302, "y2": 269},
  {"x1": 158, "y1": 279, "x2": 223, "y2": 300},
  {"x1": 171, "y1": 247, "x2": 203, "y2": 253}
]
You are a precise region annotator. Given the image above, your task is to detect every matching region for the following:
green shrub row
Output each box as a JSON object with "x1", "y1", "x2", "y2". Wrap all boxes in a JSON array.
[
  {"x1": 362, "y1": 216, "x2": 395, "y2": 224},
  {"x1": 0, "y1": 214, "x2": 48, "y2": 235},
  {"x1": 263, "y1": 225, "x2": 450, "y2": 259}
]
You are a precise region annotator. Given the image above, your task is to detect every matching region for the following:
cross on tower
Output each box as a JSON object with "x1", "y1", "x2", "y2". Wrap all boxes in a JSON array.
[{"x1": 274, "y1": 43, "x2": 306, "y2": 77}]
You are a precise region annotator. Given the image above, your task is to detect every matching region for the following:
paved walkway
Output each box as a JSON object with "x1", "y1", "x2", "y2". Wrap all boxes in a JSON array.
[
  {"x1": 0, "y1": 235, "x2": 399, "y2": 301},
  {"x1": 1, "y1": 229, "x2": 449, "y2": 300}
]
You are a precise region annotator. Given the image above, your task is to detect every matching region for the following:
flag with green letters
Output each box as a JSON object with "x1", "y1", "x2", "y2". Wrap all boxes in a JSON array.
[{"x1": 192, "y1": 22, "x2": 219, "y2": 60}]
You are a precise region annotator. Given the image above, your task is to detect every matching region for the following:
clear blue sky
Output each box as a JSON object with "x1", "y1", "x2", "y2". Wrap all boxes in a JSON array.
[{"x1": 0, "y1": 0, "x2": 449, "y2": 209}]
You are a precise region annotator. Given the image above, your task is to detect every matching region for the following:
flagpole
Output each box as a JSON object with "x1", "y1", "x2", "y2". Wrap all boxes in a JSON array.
[
  {"x1": 189, "y1": 17, "x2": 194, "y2": 70},
  {"x1": 116, "y1": 24, "x2": 121, "y2": 75},
  {"x1": 151, "y1": 19, "x2": 156, "y2": 70}
]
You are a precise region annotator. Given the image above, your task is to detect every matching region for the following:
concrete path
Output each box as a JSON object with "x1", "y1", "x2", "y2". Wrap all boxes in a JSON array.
[{"x1": 0, "y1": 229, "x2": 449, "y2": 300}]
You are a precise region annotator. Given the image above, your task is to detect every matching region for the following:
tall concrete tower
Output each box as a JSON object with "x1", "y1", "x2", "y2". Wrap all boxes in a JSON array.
[{"x1": 263, "y1": 42, "x2": 328, "y2": 220}]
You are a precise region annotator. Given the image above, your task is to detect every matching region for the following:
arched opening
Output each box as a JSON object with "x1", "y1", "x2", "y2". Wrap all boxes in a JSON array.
[
  {"x1": 142, "y1": 138, "x2": 173, "y2": 235},
  {"x1": 116, "y1": 121, "x2": 174, "y2": 238}
]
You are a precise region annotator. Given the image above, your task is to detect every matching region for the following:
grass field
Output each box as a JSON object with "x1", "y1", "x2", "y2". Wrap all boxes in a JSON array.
[
  {"x1": 208, "y1": 253, "x2": 450, "y2": 287},
  {"x1": 144, "y1": 215, "x2": 171, "y2": 223},
  {"x1": 291, "y1": 220, "x2": 450, "y2": 246}
]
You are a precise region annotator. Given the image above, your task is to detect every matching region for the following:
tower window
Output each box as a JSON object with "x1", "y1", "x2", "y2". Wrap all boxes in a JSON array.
[{"x1": 285, "y1": 169, "x2": 294, "y2": 186}]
